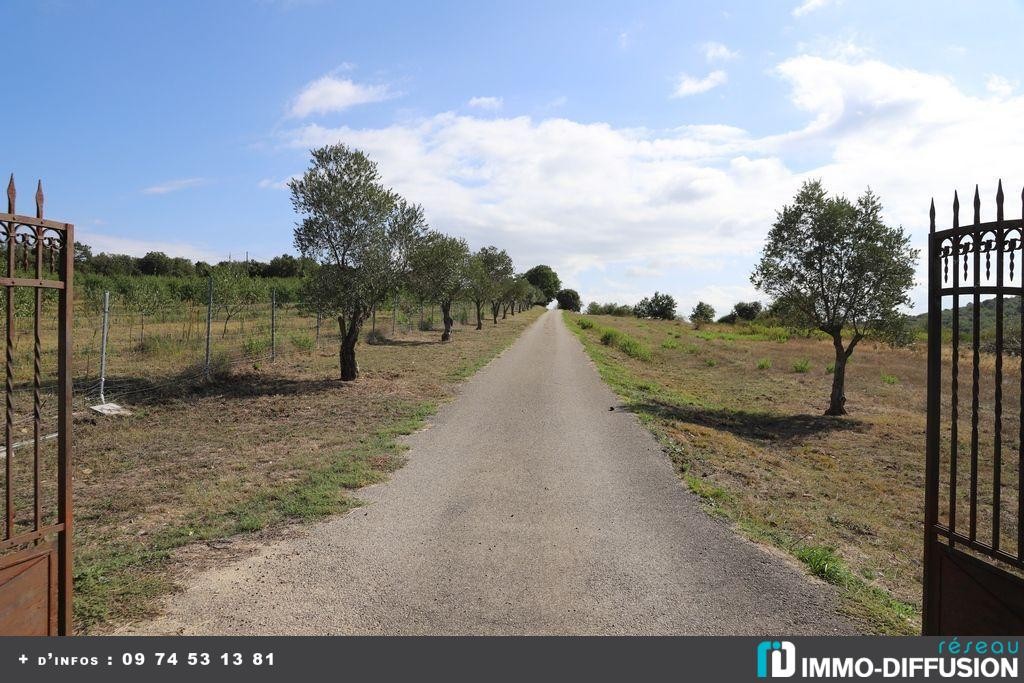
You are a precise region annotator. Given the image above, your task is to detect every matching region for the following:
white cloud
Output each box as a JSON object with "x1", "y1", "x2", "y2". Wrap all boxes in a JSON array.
[
  {"x1": 701, "y1": 42, "x2": 739, "y2": 63},
  {"x1": 468, "y1": 96, "x2": 503, "y2": 111},
  {"x1": 792, "y1": 0, "x2": 832, "y2": 17},
  {"x1": 289, "y1": 76, "x2": 392, "y2": 118},
  {"x1": 142, "y1": 178, "x2": 206, "y2": 195},
  {"x1": 672, "y1": 70, "x2": 728, "y2": 97},
  {"x1": 986, "y1": 74, "x2": 1017, "y2": 98},
  {"x1": 77, "y1": 230, "x2": 219, "y2": 262},
  {"x1": 279, "y1": 55, "x2": 1024, "y2": 313},
  {"x1": 258, "y1": 175, "x2": 300, "y2": 190}
]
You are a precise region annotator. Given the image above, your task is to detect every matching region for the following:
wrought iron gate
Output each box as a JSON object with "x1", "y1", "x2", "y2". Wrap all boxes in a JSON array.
[
  {"x1": 0, "y1": 176, "x2": 73, "y2": 635},
  {"x1": 925, "y1": 181, "x2": 1024, "y2": 634}
]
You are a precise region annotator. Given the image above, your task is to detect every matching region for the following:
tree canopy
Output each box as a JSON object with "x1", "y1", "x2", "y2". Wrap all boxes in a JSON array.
[{"x1": 751, "y1": 179, "x2": 918, "y2": 414}]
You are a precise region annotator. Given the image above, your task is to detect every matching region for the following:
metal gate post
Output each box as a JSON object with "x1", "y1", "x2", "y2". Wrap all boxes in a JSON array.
[
  {"x1": 98, "y1": 291, "x2": 109, "y2": 404},
  {"x1": 922, "y1": 200, "x2": 940, "y2": 634}
]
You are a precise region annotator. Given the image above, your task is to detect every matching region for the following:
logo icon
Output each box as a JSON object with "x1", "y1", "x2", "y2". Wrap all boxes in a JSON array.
[{"x1": 756, "y1": 641, "x2": 796, "y2": 678}]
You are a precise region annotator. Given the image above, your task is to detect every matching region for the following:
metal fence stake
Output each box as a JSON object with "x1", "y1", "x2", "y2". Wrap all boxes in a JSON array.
[
  {"x1": 204, "y1": 276, "x2": 213, "y2": 380},
  {"x1": 98, "y1": 291, "x2": 110, "y2": 404},
  {"x1": 271, "y1": 288, "x2": 277, "y2": 362}
]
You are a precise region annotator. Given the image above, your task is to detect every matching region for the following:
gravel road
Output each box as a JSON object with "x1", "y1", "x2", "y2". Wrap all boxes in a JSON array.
[{"x1": 129, "y1": 309, "x2": 852, "y2": 635}]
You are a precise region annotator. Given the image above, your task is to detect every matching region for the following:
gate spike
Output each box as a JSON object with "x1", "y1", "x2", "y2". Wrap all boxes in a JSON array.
[
  {"x1": 974, "y1": 184, "x2": 981, "y2": 224},
  {"x1": 997, "y1": 179, "x2": 1004, "y2": 222},
  {"x1": 930, "y1": 198, "x2": 936, "y2": 232},
  {"x1": 953, "y1": 191, "x2": 960, "y2": 227},
  {"x1": 6, "y1": 174, "x2": 14, "y2": 214},
  {"x1": 34, "y1": 180, "x2": 43, "y2": 219}
]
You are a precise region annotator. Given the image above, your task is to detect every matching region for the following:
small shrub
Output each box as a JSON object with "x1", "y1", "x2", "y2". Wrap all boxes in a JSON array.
[
  {"x1": 882, "y1": 373, "x2": 898, "y2": 385},
  {"x1": 136, "y1": 334, "x2": 176, "y2": 355},
  {"x1": 661, "y1": 338, "x2": 679, "y2": 350},
  {"x1": 418, "y1": 317, "x2": 434, "y2": 332},
  {"x1": 366, "y1": 329, "x2": 387, "y2": 345},
  {"x1": 576, "y1": 317, "x2": 594, "y2": 330},
  {"x1": 796, "y1": 546, "x2": 853, "y2": 586},
  {"x1": 826, "y1": 362, "x2": 835, "y2": 374},
  {"x1": 792, "y1": 359, "x2": 810, "y2": 373},
  {"x1": 600, "y1": 328, "x2": 622, "y2": 346},
  {"x1": 756, "y1": 358, "x2": 772, "y2": 370},
  {"x1": 705, "y1": 358, "x2": 717, "y2": 367},
  {"x1": 290, "y1": 333, "x2": 314, "y2": 352},
  {"x1": 684, "y1": 344, "x2": 699, "y2": 354},
  {"x1": 242, "y1": 337, "x2": 270, "y2": 358},
  {"x1": 617, "y1": 336, "x2": 652, "y2": 361}
]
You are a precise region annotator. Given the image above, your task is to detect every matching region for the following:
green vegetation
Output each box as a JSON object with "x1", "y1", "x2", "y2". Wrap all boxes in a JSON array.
[
  {"x1": 882, "y1": 373, "x2": 898, "y2": 385},
  {"x1": 792, "y1": 359, "x2": 810, "y2": 373},
  {"x1": 565, "y1": 311, "x2": 930, "y2": 634}
]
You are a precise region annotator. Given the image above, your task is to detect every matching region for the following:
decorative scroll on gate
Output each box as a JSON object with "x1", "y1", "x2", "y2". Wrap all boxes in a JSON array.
[
  {"x1": 0, "y1": 175, "x2": 73, "y2": 635},
  {"x1": 924, "y1": 181, "x2": 1024, "y2": 634}
]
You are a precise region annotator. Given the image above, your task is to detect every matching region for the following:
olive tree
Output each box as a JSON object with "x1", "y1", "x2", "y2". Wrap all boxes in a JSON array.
[
  {"x1": 752, "y1": 180, "x2": 918, "y2": 415},
  {"x1": 467, "y1": 246, "x2": 514, "y2": 329},
  {"x1": 555, "y1": 288, "x2": 581, "y2": 312},
  {"x1": 407, "y1": 230, "x2": 470, "y2": 342},
  {"x1": 290, "y1": 143, "x2": 425, "y2": 380}
]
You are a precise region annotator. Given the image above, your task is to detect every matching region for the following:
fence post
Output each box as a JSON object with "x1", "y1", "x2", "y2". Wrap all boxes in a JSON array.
[
  {"x1": 315, "y1": 307, "x2": 321, "y2": 350},
  {"x1": 393, "y1": 293, "x2": 398, "y2": 336},
  {"x1": 98, "y1": 291, "x2": 110, "y2": 404},
  {"x1": 204, "y1": 276, "x2": 213, "y2": 380},
  {"x1": 271, "y1": 288, "x2": 277, "y2": 362}
]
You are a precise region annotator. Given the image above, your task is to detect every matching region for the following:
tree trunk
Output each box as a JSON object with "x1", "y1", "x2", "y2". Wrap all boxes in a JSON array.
[
  {"x1": 475, "y1": 300, "x2": 483, "y2": 330},
  {"x1": 826, "y1": 336, "x2": 848, "y2": 416},
  {"x1": 491, "y1": 302, "x2": 499, "y2": 324},
  {"x1": 339, "y1": 315, "x2": 361, "y2": 381},
  {"x1": 441, "y1": 300, "x2": 454, "y2": 342},
  {"x1": 502, "y1": 303, "x2": 508, "y2": 319}
]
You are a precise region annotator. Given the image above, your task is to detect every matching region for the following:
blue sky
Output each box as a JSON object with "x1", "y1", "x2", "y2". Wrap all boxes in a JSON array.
[{"x1": 5, "y1": 0, "x2": 1024, "y2": 313}]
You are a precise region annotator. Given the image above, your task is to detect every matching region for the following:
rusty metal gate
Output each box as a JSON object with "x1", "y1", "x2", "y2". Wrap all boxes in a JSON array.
[
  {"x1": 925, "y1": 181, "x2": 1024, "y2": 634},
  {"x1": 0, "y1": 176, "x2": 73, "y2": 635}
]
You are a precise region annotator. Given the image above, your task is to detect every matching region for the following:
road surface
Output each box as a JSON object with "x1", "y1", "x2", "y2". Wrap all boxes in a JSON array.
[{"x1": 129, "y1": 309, "x2": 851, "y2": 635}]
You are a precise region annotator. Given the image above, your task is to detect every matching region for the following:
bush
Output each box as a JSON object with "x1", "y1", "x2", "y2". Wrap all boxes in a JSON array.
[
  {"x1": 418, "y1": 317, "x2": 434, "y2": 332},
  {"x1": 617, "y1": 335, "x2": 652, "y2": 361},
  {"x1": 690, "y1": 301, "x2": 715, "y2": 328},
  {"x1": 792, "y1": 359, "x2": 811, "y2": 373},
  {"x1": 366, "y1": 329, "x2": 387, "y2": 345},
  {"x1": 243, "y1": 337, "x2": 270, "y2": 358},
  {"x1": 705, "y1": 358, "x2": 717, "y2": 367},
  {"x1": 576, "y1": 317, "x2": 594, "y2": 330},
  {"x1": 600, "y1": 328, "x2": 622, "y2": 346},
  {"x1": 290, "y1": 333, "x2": 314, "y2": 351},
  {"x1": 717, "y1": 312, "x2": 738, "y2": 324},
  {"x1": 757, "y1": 358, "x2": 772, "y2": 370},
  {"x1": 634, "y1": 291, "x2": 677, "y2": 320},
  {"x1": 586, "y1": 301, "x2": 633, "y2": 316},
  {"x1": 826, "y1": 362, "x2": 835, "y2": 373},
  {"x1": 733, "y1": 301, "x2": 763, "y2": 321},
  {"x1": 661, "y1": 338, "x2": 679, "y2": 349},
  {"x1": 556, "y1": 288, "x2": 582, "y2": 312}
]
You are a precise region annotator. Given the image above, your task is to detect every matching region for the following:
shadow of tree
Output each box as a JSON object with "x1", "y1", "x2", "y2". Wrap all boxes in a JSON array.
[
  {"x1": 96, "y1": 370, "x2": 341, "y2": 407},
  {"x1": 368, "y1": 338, "x2": 439, "y2": 347},
  {"x1": 628, "y1": 399, "x2": 865, "y2": 444}
]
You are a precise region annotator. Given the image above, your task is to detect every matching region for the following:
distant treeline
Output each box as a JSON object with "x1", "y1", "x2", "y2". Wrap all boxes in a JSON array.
[{"x1": 74, "y1": 242, "x2": 313, "y2": 280}]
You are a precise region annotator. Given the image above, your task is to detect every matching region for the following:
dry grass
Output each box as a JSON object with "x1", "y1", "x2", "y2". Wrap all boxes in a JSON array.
[
  {"x1": 567, "y1": 313, "x2": 1023, "y2": 635},
  {"x1": 25, "y1": 306, "x2": 543, "y2": 632}
]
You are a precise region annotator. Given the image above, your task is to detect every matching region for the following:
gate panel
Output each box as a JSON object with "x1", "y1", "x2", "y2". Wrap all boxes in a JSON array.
[
  {"x1": 0, "y1": 175, "x2": 73, "y2": 635},
  {"x1": 924, "y1": 181, "x2": 1024, "y2": 634}
]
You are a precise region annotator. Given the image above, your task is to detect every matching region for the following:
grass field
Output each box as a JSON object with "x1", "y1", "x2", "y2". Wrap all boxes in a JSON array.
[
  {"x1": 566, "y1": 311, "x2": 1023, "y2": 635},
  {"x1": 52, "y1": 305, "x2": 543, "y2": 632}
]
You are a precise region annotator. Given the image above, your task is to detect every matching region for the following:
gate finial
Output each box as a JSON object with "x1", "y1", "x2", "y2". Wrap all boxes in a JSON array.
[
  {"x1": 35, "y1": 180, "x2": 43, "y2": 219},
  {"x1": 996, "y1": 179, "x2": 1004, "y2": 222},
  {"x1": 974, "y1": 184, "x2": 981, "y2": 224},
  {"x1": 930, "y1": 198, "x2": 935, "y2": 232},
  {"x1": 953, "y1": 191, "x2": 960, "y2": 227},
  {"x1": 6, "y1": 174, "x2": 13, "y2": 214}
]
